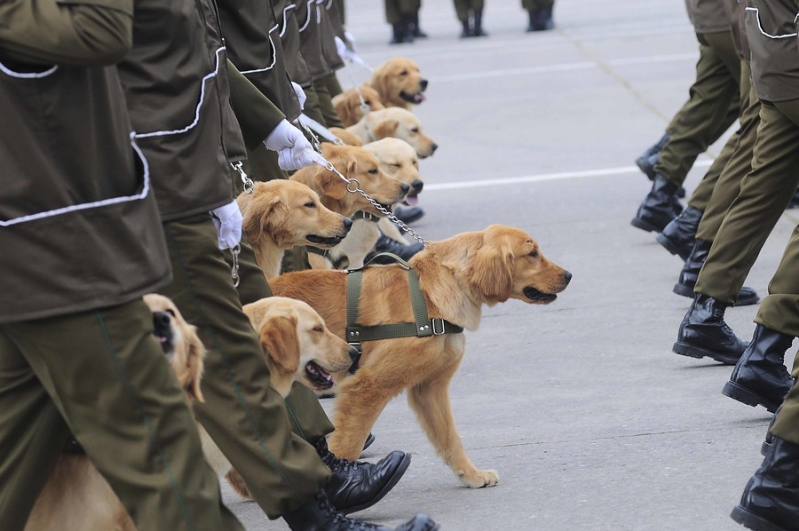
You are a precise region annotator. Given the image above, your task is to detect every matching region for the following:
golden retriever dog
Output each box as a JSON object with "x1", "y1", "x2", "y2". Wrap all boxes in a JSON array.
[
  {"x1": 332, "y1": 84, "x2": 386, "y2": 127},
  {"x1": 323, "y1": 138, "x2": 424, "y2": 269},
  {"x1": 237, "y1": 179, "x2": 353, "y2": 280},
  {"x1": 368, "y1": 57, "x2": 427, "y2": 110},
  {"x1": 27, "y1": 294, "x2": 205, "y2": 531},
  {"x1": 270, "y1": 225, "x2": 572, "y2": 488},
  {"x1": 220, "y1": 297, "x2": 357, "y2": 500},
  {"x1": 330, "y1": 107, "x2": 438, "y2": 159}
]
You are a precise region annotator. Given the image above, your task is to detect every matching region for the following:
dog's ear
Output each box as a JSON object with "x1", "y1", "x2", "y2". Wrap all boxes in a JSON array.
[
  {"x1": 241, "y1": 193, "x2": 283, "y2": 245},
  {"x1": 373, "y1": 119, "x2": 399, "y2": 140},
  {"x1": 370, "y1": 67, "x2": 390, "y2": 102},
  {"x1": 333, "y1": 93, "x2": 354, "y2": 126},
  {"x1": 319, "y1": 154, "x2": 349, "y2": 200},
  {"x1": 470, "y1": 238, "x2": 514, "y2": 302},
  {"x1": 184, "y1": 324, "x2": 206, "y2": 403},
  {"x1": 259, "y1": 314, "x2": 300, "y2": 374}
]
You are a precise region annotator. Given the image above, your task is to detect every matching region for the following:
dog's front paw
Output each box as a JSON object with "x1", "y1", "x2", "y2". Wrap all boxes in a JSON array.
[{"x1": 460, "y1": 468, "x2": 499, "y2": 488}]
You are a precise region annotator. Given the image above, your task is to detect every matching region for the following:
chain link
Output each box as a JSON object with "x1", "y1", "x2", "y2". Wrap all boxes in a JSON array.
[{"x1": 316, "y1": 160, "x2": 429, "y2": 247}]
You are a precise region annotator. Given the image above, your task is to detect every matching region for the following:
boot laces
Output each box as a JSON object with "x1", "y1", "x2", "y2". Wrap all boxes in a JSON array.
[{"x1": 317, "y1": 439, "x2": 360, "y2": 472}]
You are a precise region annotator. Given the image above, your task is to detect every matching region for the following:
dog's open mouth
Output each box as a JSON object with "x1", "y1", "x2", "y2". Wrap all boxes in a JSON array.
[
  {"x1": 306, "y1": 234, "x2": 344, "y2": 247},
  {"x1": 154, "y1": 329, "x2": 174, "y2": 356},
  {"x1": 400, "y1": 91, "x2": 426, "y2": 104},
  {"x1": 403, "y1": 192, "x2": 419, "y2": 207},
  {"x1": 305, "y1": 361, "x2": 334, "y2": 390},
  {"x1": 523, "y1": 287, "x2": 557, "y2": 303}
]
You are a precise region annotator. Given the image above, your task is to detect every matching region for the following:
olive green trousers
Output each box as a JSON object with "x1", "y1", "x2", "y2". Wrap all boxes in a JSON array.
[
  {"x1": 693, "y1": 64, "x2": 761, "y2": 240},
  {"x1": 655, "y1": 30, "x2": 741, "y2": 187},
  {"x1": 521, "y1": 0, "x2": 553, "y2": 10},
  {"x1": 161, "y1": 216, "x2": 330, "y2": 518},
  {"x1": 0, "y1": 300, "x2": 243, "y2": 530},
  {"x1": 453, "y1": 0, "x2": 484, "y2": 21},
  {"x1": 385, "y1": 0, "x2": 421, "y2": 24},
  {"x1": 696, "y1": 99, "x2": 799, "y2": 317}
]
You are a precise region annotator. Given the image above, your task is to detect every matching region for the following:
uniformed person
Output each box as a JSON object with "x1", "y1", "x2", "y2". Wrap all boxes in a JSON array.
[
  {"x1": 385, "y1": 0, "x2": 425, "y2": 43},
  {"x1": 631, "y1": 0, "x2": 740, "y2": 234},
  {"x1": 523, "y1": 0, "x2": 554, "y2": 32},
  {"x1": 453, "y1": 0, "x2": 487, "y2": 38},
  {"x1": 120, "y1": 0, "x2": 436, "y2": 528},
  {"x1": 0, "y1": 1, "x2": 244, "y2": 529},
  {"x1": 670, "y1": 0, "x2": 799, "y2": 422}
]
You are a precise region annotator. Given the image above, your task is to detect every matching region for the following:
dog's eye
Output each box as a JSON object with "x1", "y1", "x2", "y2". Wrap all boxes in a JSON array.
[
  {"x1": 529, "y1": 250, "x2": 539, "y2": 258},
  {"x1": 368, "y1": 168, "x2": 378, "y2": 175},
  {"x1": 364, "y1": 99, "x2": 371, "y2": 105},
  {"x1": 410, "y1": 127, "x2": 419, "y2": 134},
  {"x1": 400, "y1": 70, "x2": 408, "y2": 76},
  {"x1": 304, "y1": 201, "x2": 316, "y2": 208},
  {"x1": 390, "y1": 163, "x2": 402, "y2": 168},
  {"x1": 312, "y1": 325, "x2": 324, "y2": 333},
  {"x1": 165, "y1": 309, "x2": 176, "y2": 317}
]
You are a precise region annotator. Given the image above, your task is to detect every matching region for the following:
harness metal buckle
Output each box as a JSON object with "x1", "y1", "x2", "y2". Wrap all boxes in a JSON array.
[{"x1": 431, "y1": 318, "x2": 446, "y2": 335}]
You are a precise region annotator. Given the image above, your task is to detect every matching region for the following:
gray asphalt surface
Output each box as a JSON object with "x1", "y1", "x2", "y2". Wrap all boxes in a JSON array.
[{"x1": 225, "y1": 1, "x2": 799, "y2": 529}]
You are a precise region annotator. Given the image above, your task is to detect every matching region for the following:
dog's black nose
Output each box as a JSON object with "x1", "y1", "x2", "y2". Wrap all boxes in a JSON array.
[
  {"x1": 348, "y1": 345, "x2": 361, "y2": 362},
  {"x1": 152, "y1": 311, "x2": 171, "y2": 330},
  {"x1": 420, "y1": 79, "x2": 428, "y2": 90},
  {"x1": 563, "y1": 271, "x2": 573, "y2": 284},
  {"x1": 430, "y1": 143, "x2": 438, "y2": 154},
  {"x1": 400, "y1": 183, "x2": 410, "y2": 194},
  {"x1": 342, "y1": 217, "x2": 353, "y2": 230},
  {"x1": 411, "y1": 179, "x2": 424, "y2": 193}
]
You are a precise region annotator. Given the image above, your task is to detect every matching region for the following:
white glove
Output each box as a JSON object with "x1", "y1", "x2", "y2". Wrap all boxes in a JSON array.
[
  {"x1": 343, "y1": 31, "x2": 357, "y2": 52},
  {"x1": 291, "y1": 81, "x2": 306, "y2": 110},
  {"x1": 263, "y1": 119, "x2": 324, "y2": 171},
  {"x1": 335, "y1": 36, "x2": 349, "y2": 61},
  {"x1": 210, "y1": 200, "x2": 242, "y2": 250}
]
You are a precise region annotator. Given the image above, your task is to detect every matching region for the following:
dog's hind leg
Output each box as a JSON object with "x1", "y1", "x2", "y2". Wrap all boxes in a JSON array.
[
  {"x1": 407, "y1": 360, "x2": 499, "y2": 489},
  {"x1": 328, "y1": 371, "x2": 397, "y2": 461}
]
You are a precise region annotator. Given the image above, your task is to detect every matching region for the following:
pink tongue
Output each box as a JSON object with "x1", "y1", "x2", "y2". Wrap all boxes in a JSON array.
[
  {"x1": 415, "y1": 93, "x2": 426, "y2": 103},
  {"x1": 404, "y1": 195, "x2": 419, "y2": 206}
]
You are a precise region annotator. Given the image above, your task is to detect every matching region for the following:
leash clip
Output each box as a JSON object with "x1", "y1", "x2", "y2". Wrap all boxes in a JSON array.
[
  {"x1": 232, "y1": 162, "x2": 254, "y2": 194},
  {"x1": 230, "y1": 244, "x2": 241, "y2": 288}
]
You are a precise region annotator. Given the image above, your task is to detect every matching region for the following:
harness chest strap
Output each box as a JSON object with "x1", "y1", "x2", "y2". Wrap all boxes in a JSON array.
[{"x1": 345, "y1": 253, "x2": 463, "y2": 351}]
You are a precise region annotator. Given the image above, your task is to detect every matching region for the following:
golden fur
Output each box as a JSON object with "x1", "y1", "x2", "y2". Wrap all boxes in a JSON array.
[
  {"x1": 368, "y1": 57, "x2": 428, "y2": 110},
  {"x1": 270, "y1": 225, "x2": 571, "y2": 488},
  {"x1": 237, "y1": 179, "x2": 352, "y2": 279},
  {"x1": 26, "y1": 295, "x2": 206, "y2": 531},
  {"x1": 332, "y1": 85, "x2": 386, "y2": 127},
  {"x1": 331, "y1": 107, "x2": 438, "y2": 159},
  {"x1": 324, "y1": 138, "x2": 424, "y2": 270}
]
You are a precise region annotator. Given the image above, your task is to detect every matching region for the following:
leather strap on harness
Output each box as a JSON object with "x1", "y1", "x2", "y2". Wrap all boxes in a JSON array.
[{"x1": 346, "y1": 252, "x2": 463, "y2": 370}]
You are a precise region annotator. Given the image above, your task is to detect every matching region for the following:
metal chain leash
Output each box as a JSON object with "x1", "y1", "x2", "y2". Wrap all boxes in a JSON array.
[
  {"x1": 228, "y1": 161, "x2": 253, "y2": 287},
  {"x1": 315, "y1": 160, "x2": 429, "y2": 248}
]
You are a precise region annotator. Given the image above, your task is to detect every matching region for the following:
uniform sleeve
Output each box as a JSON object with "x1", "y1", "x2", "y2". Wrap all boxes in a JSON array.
[
  {"x1": 0, "y1": 0, "x2": 133, "y2": 66},
  {"x1": 226, "y1": 59, "x2": 286, "y2": 151}
]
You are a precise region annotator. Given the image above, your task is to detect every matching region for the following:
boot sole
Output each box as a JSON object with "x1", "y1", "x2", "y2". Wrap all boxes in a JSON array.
[
  {"x1": 731, "y1": 505, "x2": 788, "y2": 531},
  {"x1": 721, "y1": 381, "x2": 780, "y2": 413},
  {"x1": 673, "y1": 283, "x2": 694, "y2": 299},
  {"x1": 672, "y1": 341, "x2": 739, "y2": 365},
  {"x1": 630, "y1": 217, "x2": 663, "y2": 233},
  {"x1": 340, "y1": 452, "x2": 412, "y2": 515},
  {"x1": 656, "y1": 232, "x2": 690, "y2": 260}
]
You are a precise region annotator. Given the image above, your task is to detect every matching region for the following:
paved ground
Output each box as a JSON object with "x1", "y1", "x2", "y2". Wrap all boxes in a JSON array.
[{"x1": 225, "y1": 1, "x2": 799, "y2": 529}]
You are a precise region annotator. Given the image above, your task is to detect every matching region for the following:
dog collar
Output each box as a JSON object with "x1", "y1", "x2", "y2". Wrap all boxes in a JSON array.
[
  {"x1": 345, "y1": 252, "x2": 463, "y2": 371},
  {"x1": 306, "y1": 246, "x2": 349, "y2": 269},
  {"x1": 352, "y1": 211, "x2": 380, "y2": 223}
]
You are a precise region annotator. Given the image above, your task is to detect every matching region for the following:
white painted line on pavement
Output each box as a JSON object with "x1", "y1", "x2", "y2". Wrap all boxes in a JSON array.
[{"x1": 424, "y1": 159, "x2": 713, "y2": 191}]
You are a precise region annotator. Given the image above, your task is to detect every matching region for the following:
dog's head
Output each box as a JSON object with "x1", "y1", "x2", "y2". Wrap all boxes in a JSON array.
[
  {"x1": 243, "y1": 297, "x2": 356, "y2": 398},
  {"x1": 332, "y1": 85, "x2": 385, "y2": 127},
  {"x1": 237, "y1": 180, "x2": 352, "y2": 250},
  {"x1": 370, "y1": 57, "x2": 427, "y2": 108},
  {"x1": 143, "y1": 294, "x2": 205, "y2": 403},
  {"x1": 362, "y1": 108, "x2": 438, "y2": 159},
  {"x1": 363, "y1": 138, "x2": 423, "y2": 208},
  {"x1": 293, "y1": 144, "x2": 409, "y2": 218},
  {"x1": 465, "y1": 225, "x2": 571, "y2": 306}
]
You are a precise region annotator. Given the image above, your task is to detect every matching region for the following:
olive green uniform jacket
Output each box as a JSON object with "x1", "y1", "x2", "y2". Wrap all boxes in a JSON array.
[
  {"x1": 744, "y1": 0, "x2": 799, "y2": 102},
  {"x1": 0, "y1": 0, "x2": 171, "y2": 324}
]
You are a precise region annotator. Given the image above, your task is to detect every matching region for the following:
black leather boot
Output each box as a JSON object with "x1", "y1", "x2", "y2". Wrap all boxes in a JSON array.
[
  {"x1": 722, "y1": 325, "x2": 795, "y2": 413},
  {"x1": 393, "y1": 205, "x2": 424, "y2": 224},
  {"x1": 410, "y1": 13, "x2": 427, "y2": 38},
  {"x1": 731, "y1": 436, "x2": 799, "y2": 531},
  {"x1": 526, "y1": 9, "x2": 538, "y2": 32},
  {"x1": 316, "y1": 438, "x2": 411, "y2": 514},
  {"x1": 630, "y1": 174, "x2": 683, "y2": 233},
  {"x1": 367, "y1": 235, "x2": 424, "y2": 263},
  {"x1": 459, "y1": 19, "x2": 472, "y2": 38},
  {"x1": 656, "y1": 205, "x2": 701, "y2": 260},
  {"x1": 537, "y1": 4, "x2": 554, "y2": 30},
  {"x1": 390, "y1": 24, "x2": 404, "y2": 45},
  {"x1": 672, "y1": 293, "x2": 748, "y2": 365},
  {"x1": 401, "y1": 17, "x2": 415, "y2": 43},
  {"x1": 673, "y1": 239, "x2": 760, "y2": 306},
  {"x1": 787, "y1": 188, "x2": 799, "y2": 209},
  {"x1": 635, "y1": 133, "x2": 669, "y2": 180},
  {"x1": 283, "y1": 490, "x2": 439, "y2": 530},
  {"x1": 762, "y1": 406, "x2": 782, "y2": 457},
  {"x1": 473, "y1": 9, "x2": 487, "y2": 36}
]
